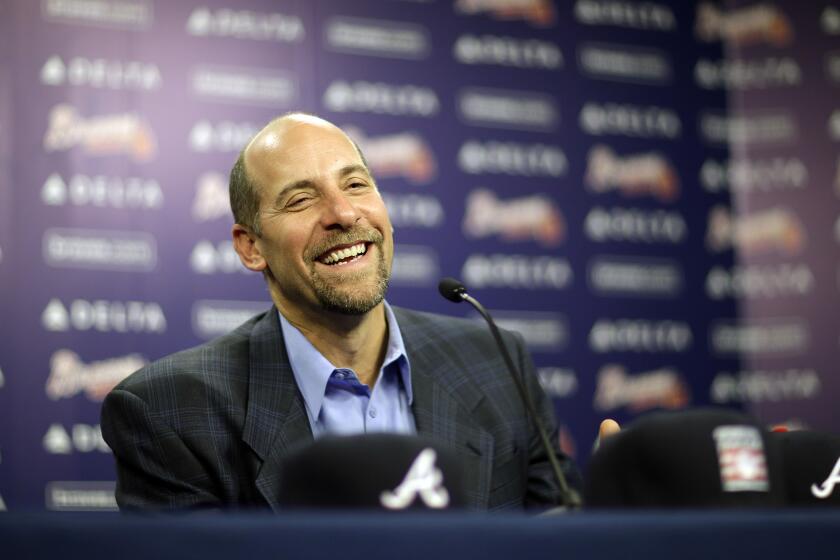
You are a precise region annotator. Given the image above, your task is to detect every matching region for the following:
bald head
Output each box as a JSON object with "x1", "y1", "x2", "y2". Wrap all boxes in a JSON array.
[
  {"x1": 228, "y1": 111, "x2": 393, "y2": 318},
  {"x1": 229, "y1": 113, "x2": 368, "y2": 236}
]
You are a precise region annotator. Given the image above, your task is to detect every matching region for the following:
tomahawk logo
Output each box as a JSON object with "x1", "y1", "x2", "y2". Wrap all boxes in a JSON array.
[
  {"x1": 380, "y1": 448, "x2": 449, "y2": 509},
  {"x1": 811, "y1": 457, "x2": 840, "y2": 499}
]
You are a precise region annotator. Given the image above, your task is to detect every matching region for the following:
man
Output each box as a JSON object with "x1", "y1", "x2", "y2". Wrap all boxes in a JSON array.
[{"x1": 101, "y1": 113, "x2": 581, "y2": 511}]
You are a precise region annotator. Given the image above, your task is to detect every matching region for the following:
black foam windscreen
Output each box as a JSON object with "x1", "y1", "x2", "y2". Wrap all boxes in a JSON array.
[
  {"x1": 584, "y1": 408, "x2": 786, "y2": 508},
  {"x1": 771, "y1": 429, "x2": 840, "y2": 506},
  {"x1": 277, "y1": 433, "x2": 467, "y2": 510},
  {"x1": 437, "y1": 277, "x2": 466, "y2": 302}
]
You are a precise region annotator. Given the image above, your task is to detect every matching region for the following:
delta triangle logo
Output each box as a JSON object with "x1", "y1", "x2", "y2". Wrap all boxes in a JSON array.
[
  {"x1": 41, "y1": 56, "x2": 66, "y2": 86},
  {"x1": 42, "y1": 299, "x2": 69, "y2": 332},
  {"x1": 380, "y1": 448, "x2": 450, "y2": 510}
]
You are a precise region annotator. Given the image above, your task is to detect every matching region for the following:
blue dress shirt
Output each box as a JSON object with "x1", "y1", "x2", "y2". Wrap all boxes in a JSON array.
[{"x1": 278, "y1": 302, "x2": 416, "y2": 437}]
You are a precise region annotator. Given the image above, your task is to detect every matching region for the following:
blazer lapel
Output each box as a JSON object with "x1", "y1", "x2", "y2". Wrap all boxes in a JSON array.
[
  {"x1": 242, "y1": 307, "x2": 313, "y2": 511},
  {"x1": 241, "y1": 306, "x2": 495, "y2": 510},
  {"x1": 397, "y1": 309, "x2": 494, "y2": 510}
]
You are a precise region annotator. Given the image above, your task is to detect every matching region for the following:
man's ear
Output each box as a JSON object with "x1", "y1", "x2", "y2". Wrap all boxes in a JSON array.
[{"x1": 232, "y1": 224, "x2": 267, "y2": 272}]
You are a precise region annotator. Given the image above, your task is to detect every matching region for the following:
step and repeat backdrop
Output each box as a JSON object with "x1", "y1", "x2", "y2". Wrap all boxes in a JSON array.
[{"x1": 0, "y1": 0, "x2": 837, "y2": 511}]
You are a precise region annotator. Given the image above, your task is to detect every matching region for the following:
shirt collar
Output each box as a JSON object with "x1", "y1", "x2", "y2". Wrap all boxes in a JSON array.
[{"x1": 278, "y1": 301, "x2": 413, "y2": 423}]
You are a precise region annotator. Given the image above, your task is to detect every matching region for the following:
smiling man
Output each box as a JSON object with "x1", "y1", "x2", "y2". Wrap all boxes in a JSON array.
[
  {"x1": 231, "y1": 114, "x2": 394, "y2": 391},
  {"x1": 101, "y1": 113, "x2": 580, "y2": 511}
]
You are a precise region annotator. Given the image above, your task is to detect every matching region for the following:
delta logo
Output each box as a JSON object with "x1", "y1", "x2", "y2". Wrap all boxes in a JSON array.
[
  {"x1": 453, "y1": 34, "x2": 562, "y2": 69},
  {"x1": 40, "y1": 55, "x2": 161, "y2": 91},
  {"x1": 458, "y1": 140, "x2": 567, "y2": 178},
  {"x1": 186, "y1": 7, "x2": 304, "y2": 42},
  {"x1": 462, "y1": 189, "x2": 564, "y2": 247},
  {"x1": 43, "y1": 104, "x2": 156, "y2": 161},
  {"x1": 41, "y1": 298, "x2": 167, "y2": 333},
  {"x1": 381, "y1": 193, "x2": 444, "y2": 229},
  {"x1": 700, "y1": 157, "x2": 807, "y2": 194},
  {"x1": 323, "y1": 81, "x2": 439, "y2": 117},
  {"x1": 190, "y1": 240, "x2": 249, "y2": 274},
  {"x1": 694, "y1": 57, "x2": 801, "y2": 90},
  {"x1": 711, "y1": 368, "x2": 821, "y2": 404},
  {"x1": 461, "y1": 254, "x2": 572, "y2": 290},
  {"x1": 584, "y1": 207, "x2": 686, "y2": 245},
  {"x1": 705, "y1": 263, "x2": 814, "y2": 300},
  {"x1": 41, "y1": 173, "x2": 163, "y2": 210},
  {"x1": 189, "y1": 120, "x2": 258, "y2": 153},
  {"x1": 43, "y1": 423, "x2": 111, "y2": 455},
  {"x1": 580, "y1": 103, "x2": 681, "y2": 139}
]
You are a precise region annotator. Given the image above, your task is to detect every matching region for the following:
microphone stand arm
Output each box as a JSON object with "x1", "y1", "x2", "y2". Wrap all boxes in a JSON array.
[{"x1": 460, "y1": 293, "x2": 581, "y2": 509}]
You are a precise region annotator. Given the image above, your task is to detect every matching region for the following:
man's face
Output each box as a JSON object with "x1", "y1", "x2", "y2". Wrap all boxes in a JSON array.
[{"x1": 243, "y1": 117, "x2": 393, "y2": 317}]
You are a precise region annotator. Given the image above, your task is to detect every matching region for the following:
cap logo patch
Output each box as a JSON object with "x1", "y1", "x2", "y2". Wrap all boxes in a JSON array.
[
  {"x1": 380, "y1": 448, "x2": 450, "y2": 509},
  {"x1": 811, "y1": 456, "x2": 840, "y2": 499},
  {"x1": 713, "y1": 425, "x2": 769, "y2": 492}
]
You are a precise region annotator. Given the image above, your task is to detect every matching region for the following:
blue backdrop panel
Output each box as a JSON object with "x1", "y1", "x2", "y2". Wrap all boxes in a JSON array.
[{"x1": 0, "y1": 0, "x2": 835, "y2": 511}]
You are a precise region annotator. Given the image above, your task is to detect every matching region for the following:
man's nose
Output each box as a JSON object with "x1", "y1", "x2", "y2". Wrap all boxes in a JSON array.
[{"x1": 320, "y1": 189, "x2": 361, "y2": 229}]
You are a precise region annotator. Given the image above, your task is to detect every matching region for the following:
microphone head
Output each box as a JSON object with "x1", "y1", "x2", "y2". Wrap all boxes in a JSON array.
[
  {"x1": 277, "y1": 433, "x2": 467, "y2": 510},
  {"x1": 770, "y1": 429, "x2": 840, "y2": 506},
  {"x1": 438, "y1": 277, "x2": 467, "y2": 303},
  {"x1": 584, "y1": 408, "x2": 786, "y2": 508}
]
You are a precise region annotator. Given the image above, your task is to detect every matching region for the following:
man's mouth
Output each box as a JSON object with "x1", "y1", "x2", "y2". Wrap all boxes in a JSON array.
[{"x1": 318, "y1": 242, "x2": 369, "y2": 266}]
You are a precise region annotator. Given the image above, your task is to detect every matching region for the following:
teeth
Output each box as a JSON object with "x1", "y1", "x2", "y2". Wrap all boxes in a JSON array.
[{"x1": 322, "y1": 243, "x2": 366, "y2": 265}]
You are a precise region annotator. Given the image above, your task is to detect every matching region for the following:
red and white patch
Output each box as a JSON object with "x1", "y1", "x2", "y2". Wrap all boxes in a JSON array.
[{"x1": 713, "y1": 425, "x2": 769, "y2": 492}]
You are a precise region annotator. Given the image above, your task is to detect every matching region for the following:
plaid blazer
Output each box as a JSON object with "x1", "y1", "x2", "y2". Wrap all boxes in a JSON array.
[{"x1": 101, "y1": 306, "x2": 579, "y2": 511}]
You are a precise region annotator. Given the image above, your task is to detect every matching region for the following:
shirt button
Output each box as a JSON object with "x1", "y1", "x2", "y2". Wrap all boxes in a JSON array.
[
  {"x1": 334, "y1": 372, "x2": 345, "y2": 380},
  {"x1": 368, "y1": 407, "x2": 377, "y2": 418}
]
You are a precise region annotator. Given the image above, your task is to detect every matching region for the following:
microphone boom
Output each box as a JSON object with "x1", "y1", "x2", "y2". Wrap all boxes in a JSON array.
[{"x1": 437, "y1": 278, "x2": 581, "y2": 508}]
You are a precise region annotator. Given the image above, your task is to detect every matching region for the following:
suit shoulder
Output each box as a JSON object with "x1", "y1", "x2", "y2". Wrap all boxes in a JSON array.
[
  {"x1": 112, "y1": 311, "x2": 265, "y2": 399},
  {"x1": 392, "y1": 306, "x2": 488, "y2": 337}
]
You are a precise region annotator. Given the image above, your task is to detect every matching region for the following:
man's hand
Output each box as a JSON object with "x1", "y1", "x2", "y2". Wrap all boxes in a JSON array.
[
  {"x1": 594, "y1": 418, "x2": 621, "y2": 452},
  {"x1": 599, "y1": 419, "x2": 621, "y2": 440}
]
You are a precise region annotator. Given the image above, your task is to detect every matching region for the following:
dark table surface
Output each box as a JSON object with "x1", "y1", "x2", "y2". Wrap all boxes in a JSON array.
[{"x1": 3, "y1": 509, "x2": 839, "y2": 559}]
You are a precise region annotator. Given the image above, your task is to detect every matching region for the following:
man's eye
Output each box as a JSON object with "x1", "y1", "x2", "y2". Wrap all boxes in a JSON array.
[
  {"x1": 349, "y1": 182, "x2": 367, "y2": 189},
  {"x1": 286, "y1": 196, "x2": 311, "y2": 208}
]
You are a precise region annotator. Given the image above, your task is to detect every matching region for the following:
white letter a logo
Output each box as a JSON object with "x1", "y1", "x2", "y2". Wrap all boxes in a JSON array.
[
  {"x1": 380, "y1": 448, "x2": 450, "y2": 510},
  {"x1": 811, "y1": 456, "x2": 840, "y2": 499}
]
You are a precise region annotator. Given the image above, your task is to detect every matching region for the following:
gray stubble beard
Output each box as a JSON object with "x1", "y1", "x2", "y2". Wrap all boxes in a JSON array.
[{"x1": 308, "y1": 244, "x2": 391, "y2": 315}]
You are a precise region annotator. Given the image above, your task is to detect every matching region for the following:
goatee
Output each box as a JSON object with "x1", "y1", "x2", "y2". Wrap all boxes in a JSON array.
[{"x1": 306, "y1": 228, "x2": 391, "y2": 315}]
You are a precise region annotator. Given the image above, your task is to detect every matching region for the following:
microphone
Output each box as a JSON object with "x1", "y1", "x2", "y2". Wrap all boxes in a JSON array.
[
  {"x1": 438, "y1": 277, "x2": 466, "y2": 302},
  {"x1": 437, "y1": 277, "x2": 581, "y2": 508}
]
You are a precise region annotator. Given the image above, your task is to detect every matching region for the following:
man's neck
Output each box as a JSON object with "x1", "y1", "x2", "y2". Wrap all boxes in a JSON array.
[{"x1": 276, "y1": 300, "x2": 389, "y2": 388}]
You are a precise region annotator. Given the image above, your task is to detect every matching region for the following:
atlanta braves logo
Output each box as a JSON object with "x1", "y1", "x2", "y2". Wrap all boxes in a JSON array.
[
  {"x1": 380, "y1": 448, "x2": 450, "y2": 510},
  {"x1": 811, "y1": 456, "x2": 840, "y2": 499}
]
